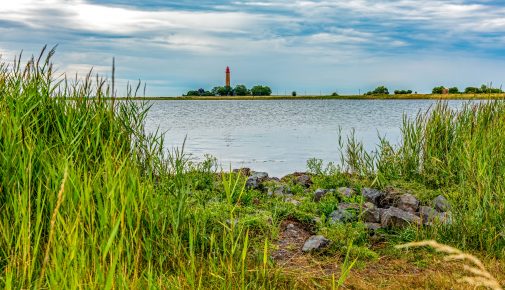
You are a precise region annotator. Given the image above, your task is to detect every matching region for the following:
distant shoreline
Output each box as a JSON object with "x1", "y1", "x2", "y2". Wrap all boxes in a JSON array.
[{"x1": 112, "y1": 93, "x2": 505, "y2": 101}]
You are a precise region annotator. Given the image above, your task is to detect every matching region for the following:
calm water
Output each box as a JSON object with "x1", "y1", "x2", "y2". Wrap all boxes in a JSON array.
[{"x1": 144, "y1": 99, "x2": 470, "y2": 177}]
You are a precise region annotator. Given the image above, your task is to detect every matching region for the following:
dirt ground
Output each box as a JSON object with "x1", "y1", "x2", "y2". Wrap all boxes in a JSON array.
[{"x1": 271, "y1": 220, "x2": 504, "y2": 289}]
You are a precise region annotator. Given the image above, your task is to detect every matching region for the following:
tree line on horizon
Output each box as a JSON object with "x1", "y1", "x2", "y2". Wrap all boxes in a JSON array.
[
  {"x1": 185, "y1": 85, "x2": 272, "y2": 97},
  {"x1": 186, "y1": 84, "x2": 503, "y2": 97},
  {"x1": 365, "y1": 84, "x2": 503, "y2": 96}
]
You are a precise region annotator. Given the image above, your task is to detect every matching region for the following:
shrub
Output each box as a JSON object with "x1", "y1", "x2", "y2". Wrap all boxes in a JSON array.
[
  {"x1": 365, "y1": 86, "x2": 389, "y2": 95},
  {"x1": 394, "y1": 90, "x2": 413, "y2": 95},
  {"x1": 185, "y1": 90, "x2": 200, "y2": 96}
]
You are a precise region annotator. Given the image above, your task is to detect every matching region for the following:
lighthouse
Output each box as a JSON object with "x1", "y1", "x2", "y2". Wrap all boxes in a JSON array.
[{"x1": 225, "y1": 66, "x2": 231, "y2": 87}]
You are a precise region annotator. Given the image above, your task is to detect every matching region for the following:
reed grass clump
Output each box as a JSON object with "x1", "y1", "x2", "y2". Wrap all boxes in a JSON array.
[
  {"x1": 341, "y1": 101, "x2": 505, "y2": 257},
  {"x1": 0, "y1": 48, "x2": 307, "y2": 289}
]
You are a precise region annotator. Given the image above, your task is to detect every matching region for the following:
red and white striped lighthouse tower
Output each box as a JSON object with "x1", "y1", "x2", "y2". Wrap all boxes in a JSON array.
[{"x1": 225, "y1": 66, "x2": 231, "y2": 87}]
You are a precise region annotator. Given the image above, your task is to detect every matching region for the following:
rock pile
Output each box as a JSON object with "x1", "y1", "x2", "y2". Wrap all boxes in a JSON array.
[
  {"x1": 236, "y1": 168, "x2": 453, "y2": 255},
  {"x1": 323, "y1": 187, "x2": 452, "y2": 231}
]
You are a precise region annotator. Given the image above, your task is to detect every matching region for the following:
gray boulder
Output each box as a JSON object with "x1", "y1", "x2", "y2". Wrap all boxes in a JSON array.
[
  {"x1": 418, "y1": 206, "x2": 452, "y2": 226},
  {"x1": 397, "y1": 194, "x2": 419, "y2": 213},
  {"x1": 267, "y1": 185, "x2": 288, "y2": 197},
  {"x1": 295, "y1": 174, "x2": 312, "y2": 188},
  {"x1": 433, "y1": 195, "x2": 450, "y2": 212},
  {"x1": 338, "y1": 202, "x2": 360, "y2": 211},
  {"x1": 246, "y1": 172, "x2": 269, "y2": 189},
  {"x1": 362, "y1": 202, "x2": 381, "y2": 223},
  {"x1": 329, "y1": 208, "x2": 355, "y2": 224},
  {"x1": 381, "y1": 207, "x2": 421, "y2": 228},
  {"x1": 314, "y1": 189, "x2": 329, "y2": 202},
  {"x1": 337, "y1": 187, "x2": 355, "y2": 198},
  {"x1": 361, "y1": 188, "x2": 385, "y2": 205},
  {"x1": 302, "y1": 235, "x2": 330, "y2": 252},
  {"x1": 418, "y1": 206, "x2": 439, "y2": 224}
]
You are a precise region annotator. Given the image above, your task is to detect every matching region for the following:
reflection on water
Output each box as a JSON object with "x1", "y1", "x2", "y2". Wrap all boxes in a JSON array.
[{"x1": 144, "y1": 99, "x2": 471, "y2": 177}]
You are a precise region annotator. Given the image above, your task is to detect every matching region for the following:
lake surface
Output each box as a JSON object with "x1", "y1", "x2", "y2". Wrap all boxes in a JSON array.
[{"x1": 144, "y1": 99, "x2": 471, "y2": 177}]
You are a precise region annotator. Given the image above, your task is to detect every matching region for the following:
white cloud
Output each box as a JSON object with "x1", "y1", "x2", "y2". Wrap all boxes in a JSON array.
[{"x1": 0, "y1": 0, "x2": 504, "y2": 96}]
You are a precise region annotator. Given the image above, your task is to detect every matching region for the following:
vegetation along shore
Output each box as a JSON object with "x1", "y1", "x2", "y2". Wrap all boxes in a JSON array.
[
  {"x1": 126, "y1": 93, "x2": 505, "y2": 101},
  {"x1": 1, "y1": 49, "x2": 504, "y2": 289}
]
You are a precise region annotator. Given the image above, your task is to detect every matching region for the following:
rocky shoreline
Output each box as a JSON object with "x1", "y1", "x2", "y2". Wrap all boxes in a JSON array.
[{"x1": 235, "y1": 168, "x2": 452, "y2": 253}]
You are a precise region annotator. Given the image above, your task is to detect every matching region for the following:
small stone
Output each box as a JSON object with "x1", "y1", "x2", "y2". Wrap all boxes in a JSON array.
[
  {"x1": 285, "y1": 197, "x2": 301, "y2": 206},
  {"x1": 286, "y1": 223, "x2": 295, "y2": 230},
  {"x1": 337, "y1": 187, "x2": 355, "y2": 198},
  {"x1": 296, "y1": 174, "x2": 312, "y2": 188},
  {"x1": 361, "y1": 188, "x2": 385, "y2": 205},
  {"x1": 381, "y1": 207, "x2": 421, "y2": 228},
  {"x1": 233, "y1": 167, "x2": 251, "y2": 176},
  {"x1": 246, "y1": 172, "x2": 269, "y2": 190},
  {"x1": 314, "y1": 188, "x2": 329, "y2": 202},
  {"x1": 267, "y1": 185, "x2": 287, "y2": 197},
  {"x1": 329, "y1": 208, "x2": 356, "y2": 224},
  {"x1": 433, "y1": 195, "x2": 450, "y2": 212},
  {"x1": 397, "y1": 194, "x2": 419, "y2": 213},
  {"x1": 302, "y1": 235, "x2": 330, "y2": 252}
]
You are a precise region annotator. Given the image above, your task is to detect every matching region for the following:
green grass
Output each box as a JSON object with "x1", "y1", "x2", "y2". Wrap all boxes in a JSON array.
[
  {"x1": 0, "y1": 48, "x2": 366, "y2": 289},
  {"x1": 339, "y1": 101, "x2": 505, "y2": 257},
  {"x1": 1, "y1": 48, "x2": 504, "y2": 289}
]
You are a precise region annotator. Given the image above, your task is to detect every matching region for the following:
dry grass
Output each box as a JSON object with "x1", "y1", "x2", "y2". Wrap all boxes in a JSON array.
[
  {"x1": 344, "y1": 255, "x2": 505, "y2": 289},
  {"x1": 396, "y1": 240, "x2": 503, "y2": 290}
]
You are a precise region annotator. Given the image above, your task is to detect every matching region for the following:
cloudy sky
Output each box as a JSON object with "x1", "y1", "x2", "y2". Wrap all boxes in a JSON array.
[{"x1": 1, "y1": 0, "x2": 504, "y2": 96}]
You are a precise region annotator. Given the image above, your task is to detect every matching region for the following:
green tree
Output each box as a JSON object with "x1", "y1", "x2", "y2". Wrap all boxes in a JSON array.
[
  {"x1": 233, "y1": 85, "x2": 249, "y2": 96},
  {"x1": 212, "y1": 86, "x2": 233, "y2": 96},
  {"x1": 448, "y1": 87, "x2": 459, "y2": 94},
  {"x1": 250, "y1": 85, "x2": 272, "y2": 96},
  {"x1": 480, "y1": 84, "x2": 502, "y2": 93},
  {"x1": 292, "y1": 91, "x2": 297, "y2": 96},
  {"x1": 366, "y1": 86, "x2": 389, "y2": 95},
  {"x1": 432, "y1": 86, "x2": 445, "y2": 94},
  {"x1": 185, "y1": 90, "x2": 200, "y2": 96},
  {"x1": 465, "y1": 87, "x2": 480, "y2": 94}
]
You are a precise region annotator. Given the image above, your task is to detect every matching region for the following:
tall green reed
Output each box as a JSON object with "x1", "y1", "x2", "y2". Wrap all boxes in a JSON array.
[
  {"x1": 341, "y1": 101, "x2": 505, "y2": 256},
  {"x1": 0, "y1": 47, "x2": 307, "y2": 289}
]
